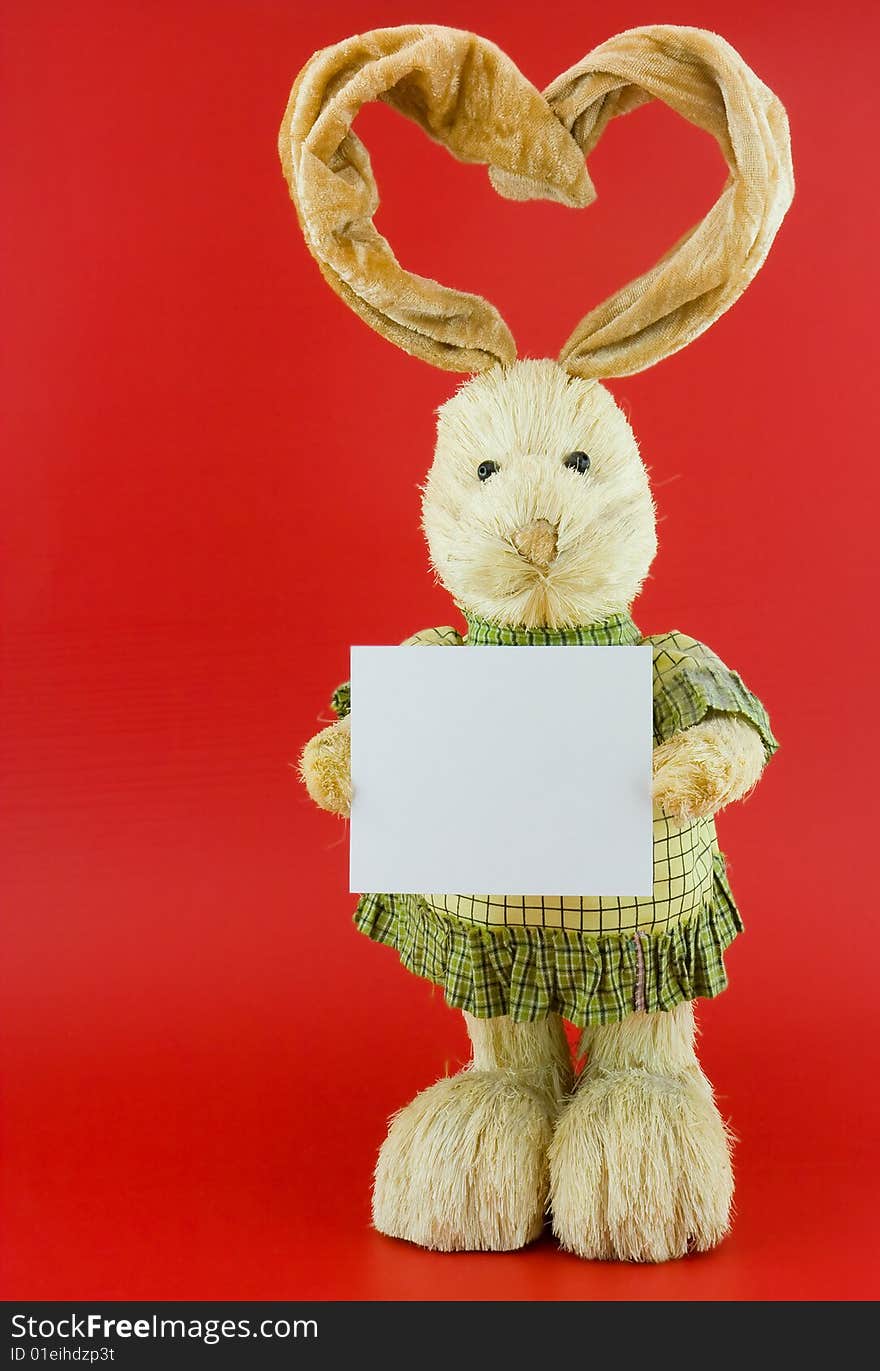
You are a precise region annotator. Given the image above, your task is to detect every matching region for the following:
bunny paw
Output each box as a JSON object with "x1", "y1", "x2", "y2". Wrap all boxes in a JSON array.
[
  {"x1": 550, "y1": 1064, "x2": 733, "y2": 1262},
  {"x1": 373, "y1": 1069, "x2": 556, "y2": 1251},
  {"x1": 299, "y1": 717, "x2": 351, "y2": 816},
  {"x1": 652, "y1": 716, "x2": 765, "y2": 822}
]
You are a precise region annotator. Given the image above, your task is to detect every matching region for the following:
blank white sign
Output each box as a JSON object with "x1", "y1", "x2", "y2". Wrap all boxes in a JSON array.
[{"x1": 349, "y1": 644, "x2": 654, "y2": 897}]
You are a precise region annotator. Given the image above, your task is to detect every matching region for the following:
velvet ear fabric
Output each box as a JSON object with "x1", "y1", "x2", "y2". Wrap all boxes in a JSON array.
[
  {"x1": 280, "y1": 24, "x2": 793, "y2": 377},
  {"x1": 278, "y1": 25, "x2": 591, "y2": 373},
  {"x1": 540, "y1": 26, "x2": 795, "y2": 378}
]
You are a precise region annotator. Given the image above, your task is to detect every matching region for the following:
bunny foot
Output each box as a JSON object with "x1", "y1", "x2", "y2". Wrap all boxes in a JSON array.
[
  {"x1": 549, "y1": 1004, "x2": 733, "y2": 1262},
  {"x1": 372, "y1": 1068, "x2": 558, "y2": 1252}
]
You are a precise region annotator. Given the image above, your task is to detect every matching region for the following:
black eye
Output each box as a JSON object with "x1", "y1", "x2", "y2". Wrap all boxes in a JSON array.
[
  {"x1": 477, "y1": 460, "x2": 499, "y2": 482},
  {"x1": 564, "y1": 451, "x2": 591, "y2": 474}
]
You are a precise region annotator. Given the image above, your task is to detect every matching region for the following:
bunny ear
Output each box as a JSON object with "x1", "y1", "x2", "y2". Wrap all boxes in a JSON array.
[
  {"x1": 536, "y1": 26, "x2": 794, "y2": 379},
  {"x1": 279, "y1": 25, "x2": 592, "y2": 373}
]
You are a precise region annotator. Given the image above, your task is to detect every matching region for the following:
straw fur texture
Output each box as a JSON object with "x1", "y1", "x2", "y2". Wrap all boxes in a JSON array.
[
  {"x1": 423, "y1": 360, "x2": 656, "y2": 629},
  {"x1": 298, "y1": 358, "x2": 765, "y2": 1261},
  {"x1": 299, "y1": 716, "x2": 350, "y2": 817},
  {"x1": 301, "y1": 362, "x2": 767, "y2": 826},
  {"x1": 289, "y1": 21, "x2": 789, "y2": 1263},
  {"x1": 550, "y1": 1003, "x2": 734, "y2": 1261},
  {"x1": 298, "y1": 712, "x2": 764, "y2": 827},
  {"x1": 373, "y1": 1013, "x2": 572, "y2": 1251},
  {"x1": 653, "y1": 713, "x2": 766, "y2": 821}
]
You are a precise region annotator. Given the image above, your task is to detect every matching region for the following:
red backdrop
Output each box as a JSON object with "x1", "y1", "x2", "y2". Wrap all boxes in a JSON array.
[{"x1": 2, "y1": 0, "x2": 878, "y2": 1301}]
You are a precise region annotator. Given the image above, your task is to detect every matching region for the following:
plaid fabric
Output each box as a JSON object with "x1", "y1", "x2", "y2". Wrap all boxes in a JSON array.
[
  {"x1": 649, "y1": 630, "x2": 778, "y2": 754},
  {"x1": 464, "y1": 613, "x2": 777, "y2": 755},
  {"x1": 354, "y1": 851, "x2": 741, "y2": 1027},
  {"x1": 405, "y1": 625, "x2": 465, "y2": 648},
  {"x1": 425, "y1": 811, "x2": 717, "y2": 934},
  {"x1": 332, "y1": 612, "x2": 775, "y2": 1023},
  {"x1": 330, "y1": 681, "x2": 350, "y2": 719},
  {"x1": 464, "y1": 611, "x2": 642, "y2": 648}
]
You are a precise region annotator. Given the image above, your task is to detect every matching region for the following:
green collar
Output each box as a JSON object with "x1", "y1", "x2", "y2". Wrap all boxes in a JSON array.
[{"x1": 463, "y1": 611, "x2": 641, "y2": 647}]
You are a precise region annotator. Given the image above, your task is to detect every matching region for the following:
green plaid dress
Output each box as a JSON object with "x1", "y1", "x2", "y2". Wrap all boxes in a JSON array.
[{"x1": 331, "y1": 614, "x2": 776, "y2": 1027}]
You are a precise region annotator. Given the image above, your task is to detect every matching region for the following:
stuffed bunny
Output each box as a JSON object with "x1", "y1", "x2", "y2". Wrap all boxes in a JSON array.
[{"x1": 282, "y1": 24, "x2": 793, "y2": 1262}]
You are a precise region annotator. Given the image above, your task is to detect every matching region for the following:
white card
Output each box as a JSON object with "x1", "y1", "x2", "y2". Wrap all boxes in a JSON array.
[{"x1": 349, "y1": 644, "x2": 654, "y2": 897}]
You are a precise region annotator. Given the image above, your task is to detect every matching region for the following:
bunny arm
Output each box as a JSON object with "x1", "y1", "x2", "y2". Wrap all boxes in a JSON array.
[
  {"x1": 652, "y1": 713, "x2": 766, "y2": 823},
  {"x1": 303, "y1": 710, "x2": 766, "y2": 824},
  {"x1": 300, "y1": 627, "x2": 463, "y2": 818},
  {"x1": 300, "y1": 716, "x2": 351, "y2": 818}
]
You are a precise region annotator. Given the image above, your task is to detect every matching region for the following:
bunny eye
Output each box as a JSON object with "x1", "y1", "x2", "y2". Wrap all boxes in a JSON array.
[
  {"x1": 564, "y1": 451, "x2": 591, "y2": 474},
  {"x1": 477, "y1": 461, "x2": 499, "y2": 482}
]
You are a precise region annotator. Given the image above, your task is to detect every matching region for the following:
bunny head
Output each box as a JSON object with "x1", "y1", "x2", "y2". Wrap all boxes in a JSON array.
[
  {"x1": 423, "y1": 361, "x2": 654, "y2": 629},
  {"x1": 281, "y1": 25, "x2": 793, "y2": 629}
]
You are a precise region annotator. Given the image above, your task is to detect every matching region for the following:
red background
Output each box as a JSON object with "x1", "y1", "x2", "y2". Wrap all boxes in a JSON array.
[{"x1": 2, "y1": 0, "x2": 878, "y2": 1301}]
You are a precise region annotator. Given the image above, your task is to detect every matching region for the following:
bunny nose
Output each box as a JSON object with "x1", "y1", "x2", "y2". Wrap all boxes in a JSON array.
[{"x1": 512, "y1": 519, "x2": 558, "y2": 569}]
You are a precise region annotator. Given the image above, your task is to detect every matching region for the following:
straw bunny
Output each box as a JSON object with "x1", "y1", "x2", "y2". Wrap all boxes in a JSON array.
[{"x1": 283, "y1": 24, "x2": 793, "y2": 1262}]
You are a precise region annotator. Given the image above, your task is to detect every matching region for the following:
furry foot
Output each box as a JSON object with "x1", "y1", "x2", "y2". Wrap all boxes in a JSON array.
[
  {"x1": 373, "y1": 1069, "x2": 557, "y2": 1252},
  {"x1": 549, "y1": 1064, "x2": 733, "y2": 1262}
]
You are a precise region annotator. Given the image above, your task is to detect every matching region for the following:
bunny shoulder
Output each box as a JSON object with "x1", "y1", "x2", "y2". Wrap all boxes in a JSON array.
[
  {"x1": 645, "y1": 630, "x2": 777, "y2": 758},
  {"x1": 402, "y1": 626, "x2": 465, "y2": 649},
  {"x1": 648, "y1": 630, "x2": 777, "y2": 822}
]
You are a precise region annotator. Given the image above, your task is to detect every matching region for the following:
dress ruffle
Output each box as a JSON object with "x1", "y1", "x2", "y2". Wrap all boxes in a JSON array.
[{"x1": 354, "y1": 853, "x2": 743, "y2": 1028}]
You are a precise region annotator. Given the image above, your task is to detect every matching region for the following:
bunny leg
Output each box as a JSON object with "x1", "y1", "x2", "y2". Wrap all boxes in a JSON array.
[
  {"x1": 549, "y1": 1002, "x2": 733, "y2": 1262},
  {"x1": 372, "y1": 1012, "x2": 572, "y2": 1251}
]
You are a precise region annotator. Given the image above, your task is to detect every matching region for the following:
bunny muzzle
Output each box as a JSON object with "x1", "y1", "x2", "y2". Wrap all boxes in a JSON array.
[{"x1": 512, "y1": 519, "x2": 559, "y2": 570}]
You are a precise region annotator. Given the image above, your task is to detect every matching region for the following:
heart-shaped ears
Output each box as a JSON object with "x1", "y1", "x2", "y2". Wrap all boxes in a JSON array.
[{"x1": 280, "y1": 24, "x2": 793, "y2": 377}]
